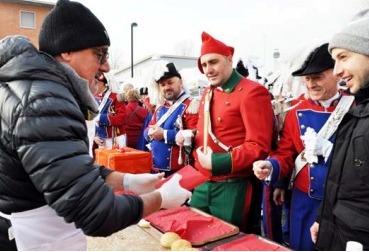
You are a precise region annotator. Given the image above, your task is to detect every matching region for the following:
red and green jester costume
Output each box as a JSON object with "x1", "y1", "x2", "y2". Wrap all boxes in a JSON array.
[{"x1": 191, "y1": 69, "x2": 274, "y2": 233}]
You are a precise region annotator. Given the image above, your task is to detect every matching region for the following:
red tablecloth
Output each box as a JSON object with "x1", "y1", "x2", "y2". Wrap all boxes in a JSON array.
[
  {"x1": 210, "y1": 234, "x2": 290, "y2": 251},
  {"x1": 145, "y1": 206, "x2": 238, "y2": 245}
]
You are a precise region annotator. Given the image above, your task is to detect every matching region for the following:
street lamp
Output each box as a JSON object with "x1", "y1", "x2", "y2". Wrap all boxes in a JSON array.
[{"x1": 131, "y1": 22, "x2": 138, "y2": 78}]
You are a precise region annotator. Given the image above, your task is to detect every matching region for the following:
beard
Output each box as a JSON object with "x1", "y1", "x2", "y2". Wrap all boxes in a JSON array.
[{"x1": 163, "y1": 90, "x2": 176, "y2": 101}]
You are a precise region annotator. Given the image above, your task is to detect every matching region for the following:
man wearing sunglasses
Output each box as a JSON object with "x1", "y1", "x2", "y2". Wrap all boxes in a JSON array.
[{"x1": 0, "y1": 0, "x2": 191, "y2": 250}]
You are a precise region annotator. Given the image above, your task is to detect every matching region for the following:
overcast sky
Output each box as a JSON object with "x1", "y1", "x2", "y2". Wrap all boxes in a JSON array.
[{"x1": 47, "y1": 0, "x2": 367, "y2": 72}]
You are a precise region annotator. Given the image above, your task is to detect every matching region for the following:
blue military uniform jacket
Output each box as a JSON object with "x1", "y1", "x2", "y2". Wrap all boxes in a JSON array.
[{"x1": 144, "y1": 92, "x2": 198, "y2": 174}]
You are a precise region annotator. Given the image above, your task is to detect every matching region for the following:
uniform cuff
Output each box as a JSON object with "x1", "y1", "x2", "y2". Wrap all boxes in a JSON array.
[{"x1": 212, "y1": 152, "x2": 232, "y2": 176}]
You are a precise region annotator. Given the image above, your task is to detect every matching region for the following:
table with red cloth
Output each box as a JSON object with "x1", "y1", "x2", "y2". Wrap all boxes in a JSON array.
[{"x1": 88, "y1": 206, "x2": 291, "y2": 251}]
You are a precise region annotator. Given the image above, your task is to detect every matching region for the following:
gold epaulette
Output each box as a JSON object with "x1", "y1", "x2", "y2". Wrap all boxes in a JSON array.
[{"x1": 186, "y1": 97, "x2": 200, "y2": 114}]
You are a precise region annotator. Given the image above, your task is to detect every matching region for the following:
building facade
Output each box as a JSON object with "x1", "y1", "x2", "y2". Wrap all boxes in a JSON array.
[
  {"x1": 112, "y1": 54, "x2": 208, "y2": 96},
  {"x1": 113, "y1": 54, "x2": 198, "y2": 86},
  {"x1": 0, "y1": 0, "x2": 54, "y2": 47}
]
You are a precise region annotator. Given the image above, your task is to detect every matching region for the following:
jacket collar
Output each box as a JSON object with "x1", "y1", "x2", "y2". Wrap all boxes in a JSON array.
[
  {"x1": 59, "y1": 63, "x2": 99, "y2": 119},
  {"x1": 216, "y1": 69, "x2": 242, "y2": 94}
]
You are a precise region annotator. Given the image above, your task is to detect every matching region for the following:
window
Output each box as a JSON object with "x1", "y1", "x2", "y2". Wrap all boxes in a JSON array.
[{"x1": 20, "y1": 11, "x2": 35, "y2": 29}]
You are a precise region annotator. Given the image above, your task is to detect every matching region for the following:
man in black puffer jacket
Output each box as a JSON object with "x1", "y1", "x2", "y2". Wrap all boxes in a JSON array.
[
  {"x1": 310, "y1": 9, "x2": 369, "y2": 251},
  {"x1": 0, "y1": 0, "x2": 191, "y2": 250}
]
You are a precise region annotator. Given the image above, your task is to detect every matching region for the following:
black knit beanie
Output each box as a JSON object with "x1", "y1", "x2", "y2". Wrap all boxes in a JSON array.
[{"x1": 39, "y1": 0, "x2": 110, "y2": 56}]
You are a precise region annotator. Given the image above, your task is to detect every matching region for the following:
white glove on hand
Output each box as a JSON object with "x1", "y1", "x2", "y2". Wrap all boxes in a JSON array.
[
  {"x1": 301, "y1": 127, "x2": 333, "y2": 163},
  {"x1": 196, "y1": 146, "x2": 213, "y2": 170},
  {"x1": 304, "y1": 151, "x2": 318, "y2": 164},
  {"x1": 123, "y1": 173, "x2": 163, "y2": 194},
  {"x1": 156, "y1": 174, "x2": 192, "y2": 209},
  {"x1": 175, "y1": 131, "x2": 184, "y2": 146},
  {"x1": 176, "y1": 130, "x2": 194, "y2": 147}
]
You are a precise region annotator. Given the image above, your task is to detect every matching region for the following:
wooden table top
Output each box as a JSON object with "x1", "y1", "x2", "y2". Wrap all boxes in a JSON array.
[{"x1": 87, "y1": 224, "x2": 169, "y2": 251}]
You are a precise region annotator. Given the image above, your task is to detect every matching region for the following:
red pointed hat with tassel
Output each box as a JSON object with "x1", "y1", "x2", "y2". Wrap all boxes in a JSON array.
[{"x1": 197, "y1": 31, "x2": 234, "y2": 73}]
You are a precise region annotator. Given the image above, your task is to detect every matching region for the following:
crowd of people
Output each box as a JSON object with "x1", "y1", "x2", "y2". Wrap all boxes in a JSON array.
[{"x1": 0, "y1": 0, "x2": 369, "y2": 250}]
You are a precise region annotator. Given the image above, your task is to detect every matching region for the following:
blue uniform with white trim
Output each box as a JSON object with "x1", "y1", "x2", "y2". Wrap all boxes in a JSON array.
[
  {"x1": 267, "y1": 94, "x2": 345, "y2": 250},
  {"x1": 144, "y1": 93, "x2": 198, "y2": 176}
]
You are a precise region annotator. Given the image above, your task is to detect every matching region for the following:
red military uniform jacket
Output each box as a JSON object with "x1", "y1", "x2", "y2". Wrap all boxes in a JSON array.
[
  {"x1": 194, "y1": 70, "x2": 274, "y2": 180},
  {"x1": 268, "y1": 94, "x2": 351, "y2": 199}
]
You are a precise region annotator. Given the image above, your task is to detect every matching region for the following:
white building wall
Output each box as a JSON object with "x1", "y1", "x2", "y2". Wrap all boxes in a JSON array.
[{"x1": 113, "y1": 54, "x2": 199, "y2": 91}]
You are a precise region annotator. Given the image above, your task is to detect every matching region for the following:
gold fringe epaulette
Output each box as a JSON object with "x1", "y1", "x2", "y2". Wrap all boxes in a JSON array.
[{"x1": 186, "y1": 97, "x2": 200, "y2": 114}]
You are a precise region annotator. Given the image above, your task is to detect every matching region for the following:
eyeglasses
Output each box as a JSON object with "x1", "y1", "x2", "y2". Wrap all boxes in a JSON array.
[{"x1": 92, "y1": 47, "x2": 109, "y2": 65}]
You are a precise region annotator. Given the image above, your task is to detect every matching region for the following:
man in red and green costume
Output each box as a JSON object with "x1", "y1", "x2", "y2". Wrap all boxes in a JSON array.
[{"x1": 191, "y1": 31, "x2": 274, "y2": 233}]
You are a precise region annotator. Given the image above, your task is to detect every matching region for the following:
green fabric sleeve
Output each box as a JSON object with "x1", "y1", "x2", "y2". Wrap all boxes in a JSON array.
[{"x1": 212, "y1": 152, "x2": 232, "y2": 176}]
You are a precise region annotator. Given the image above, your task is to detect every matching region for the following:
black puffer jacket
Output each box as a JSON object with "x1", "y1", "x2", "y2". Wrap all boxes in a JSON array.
[
  {"x1": 0, "y1": 36, "x2": 143, "y2": 236},
  {"x1": 316, "y1": 85, "x2": 369, "y2": 250}
]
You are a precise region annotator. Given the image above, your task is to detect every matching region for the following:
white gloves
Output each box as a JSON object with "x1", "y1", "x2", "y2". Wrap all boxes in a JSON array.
[
  {"x1": 196, "y1": 146, "x2": 213, "y2": 170},
  {"x1": 155, "y1": 174, "x2": 192, "y2": 209},
  {"x1": 123, "y1": 173, "x2": 163, "y2": 194},
  {"x1": 175, "y1": 130, "x2": 194, "y2": 146},
  {"x1": 301, "y1": 127, "x2": 333, "y2": 163},
  {"x1": 175, "y1": 130, "x2": 185, "y2": 146},
  {"x1": 252, "y1": 160, "x2": 272, "y2": 180}
]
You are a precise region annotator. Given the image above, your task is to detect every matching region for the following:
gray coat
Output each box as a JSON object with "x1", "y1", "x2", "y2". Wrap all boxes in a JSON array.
[{"x1": 0, "y1": 36, "x2": 142, "y2": 236}]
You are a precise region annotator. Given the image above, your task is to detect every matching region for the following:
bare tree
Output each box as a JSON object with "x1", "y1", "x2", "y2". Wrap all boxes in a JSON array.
[
  {"x1": 173, "y1": 39, "x2": 195, "y2": 57},
  {"x1": 108, "y1": 47, "x2": 126, "y2": 70}
]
